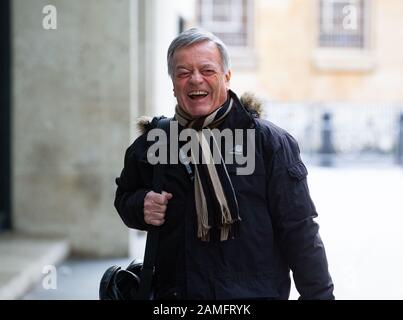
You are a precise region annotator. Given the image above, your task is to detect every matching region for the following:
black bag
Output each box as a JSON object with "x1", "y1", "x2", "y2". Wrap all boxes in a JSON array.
[
  {"x1": 99, "y1": 260, "x2": 143, "y2": 300},
  {"x1": 99, "y1": 118, "x2": 171, "y2": 300}
]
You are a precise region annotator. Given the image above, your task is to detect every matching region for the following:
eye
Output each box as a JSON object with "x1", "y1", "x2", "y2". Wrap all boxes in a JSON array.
[
  {"x1": 201, "y1": 69, "x2": 215, "y2": 76},
  {"x1": 176, "y1": 71, "x2": 190, "y2": 78}
]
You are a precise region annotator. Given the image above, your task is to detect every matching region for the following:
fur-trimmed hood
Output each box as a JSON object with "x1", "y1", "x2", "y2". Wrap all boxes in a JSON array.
[{"x1": 136, "y1": 92, "x2": 262, "y2": 134}]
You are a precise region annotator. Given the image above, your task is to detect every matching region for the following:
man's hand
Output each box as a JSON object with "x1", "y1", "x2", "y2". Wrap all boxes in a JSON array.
[{"x1": 144, "y1": 191, "x2": 173, "y2": 226}]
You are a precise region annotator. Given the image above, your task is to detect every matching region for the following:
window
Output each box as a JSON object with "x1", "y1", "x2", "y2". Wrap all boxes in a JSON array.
[
  {"x1": 313, "y1": 0, "x2": 374, "y2": 71},
  {"x1": 197, "y1": 0, "x2": 253, "y2": 49},
  {"x1": 319, "y1": 0, "x2": 367, "y2": 48}
]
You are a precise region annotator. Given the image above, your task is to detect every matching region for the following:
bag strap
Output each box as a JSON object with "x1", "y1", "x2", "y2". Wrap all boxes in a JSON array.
[{"x1": 136, "y1": 117, "x2": 171, "y2": 300}]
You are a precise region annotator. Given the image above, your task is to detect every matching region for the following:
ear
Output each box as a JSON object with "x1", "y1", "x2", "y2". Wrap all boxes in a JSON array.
[
  {"x1": 173, "y1": 87, "x2": 176, "y2": 97},
  {"x1": 225, "y1": 70, "x2": 232, "y2": 89}
]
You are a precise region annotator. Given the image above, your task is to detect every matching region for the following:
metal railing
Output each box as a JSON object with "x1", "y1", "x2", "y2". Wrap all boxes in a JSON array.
[{"x1": 263, "y1": 101, "x2": 403, "y2": 166}]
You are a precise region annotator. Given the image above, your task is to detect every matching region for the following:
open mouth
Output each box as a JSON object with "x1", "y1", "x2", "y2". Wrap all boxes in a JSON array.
[{"x1": 187, "y1": 90, "x2": 209, "y2": 100}]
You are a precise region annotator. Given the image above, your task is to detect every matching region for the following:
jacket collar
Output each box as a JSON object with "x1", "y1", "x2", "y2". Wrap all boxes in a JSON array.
[
  {"x1": 136, "y1": 90, "x2": 263, "y2": 134},
  {"x1": 217, "y1": 89, "x2": 258, "y2": 130}
]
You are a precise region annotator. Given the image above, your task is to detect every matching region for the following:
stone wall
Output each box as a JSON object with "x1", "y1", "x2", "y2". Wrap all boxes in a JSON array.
[{"x1": 12, "y1": 0, "x2": 131, "y2": 257}]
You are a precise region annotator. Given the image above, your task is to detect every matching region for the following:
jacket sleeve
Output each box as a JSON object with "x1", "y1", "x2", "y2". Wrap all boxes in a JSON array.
[
  {"x1": 114, "y1": 143, "x2": 152, "y2": 231},
  {"x1": 267, "y1": 133, "x2": 334, "y2": 300}
]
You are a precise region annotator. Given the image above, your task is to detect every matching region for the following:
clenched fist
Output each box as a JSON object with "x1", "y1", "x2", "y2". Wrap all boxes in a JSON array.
[{"x1": 144, "y1": 191, "x2": 173, "y2": 226}]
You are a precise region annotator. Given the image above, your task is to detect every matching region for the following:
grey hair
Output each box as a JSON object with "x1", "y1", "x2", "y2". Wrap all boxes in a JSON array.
[{"x1": 167, "y1": 27, "x2": 231, "y2": 78}]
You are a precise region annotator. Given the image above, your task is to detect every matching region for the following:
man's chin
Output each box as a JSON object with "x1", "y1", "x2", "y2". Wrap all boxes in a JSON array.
[{"x1": 185, "y1": 104, "x2": 214, "y2": 118}]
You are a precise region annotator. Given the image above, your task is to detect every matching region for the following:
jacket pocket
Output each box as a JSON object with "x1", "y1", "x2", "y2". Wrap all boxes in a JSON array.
[{"x1": 287, "y1": 161, "x2": 308, "y2": 181}]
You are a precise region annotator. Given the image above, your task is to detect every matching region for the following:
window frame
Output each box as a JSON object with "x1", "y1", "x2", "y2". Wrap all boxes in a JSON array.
[
  {"x1": 197, "y1": 0, "x2": 256, "y2": 69},
  {"x1": 312, "y1": 0, "x2": 375, "y2": 72},
  {"x1": 319, "y1": 0, "x2": 366, "y2": 49}
]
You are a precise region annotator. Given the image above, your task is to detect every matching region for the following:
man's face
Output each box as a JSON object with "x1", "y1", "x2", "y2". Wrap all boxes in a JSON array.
[{"x1": 171, "y1": 41, "x2": 231, "y2": 118}]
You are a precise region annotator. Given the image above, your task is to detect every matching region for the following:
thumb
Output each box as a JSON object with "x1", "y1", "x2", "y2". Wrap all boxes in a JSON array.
[{"x1": 162, "y1": 191, "x2": 173, "y2": 200}]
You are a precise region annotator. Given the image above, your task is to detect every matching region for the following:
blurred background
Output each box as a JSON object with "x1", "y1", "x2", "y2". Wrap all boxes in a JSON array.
[{"x1": 1, "y1": 0, "x2": 403, "y2": 300}]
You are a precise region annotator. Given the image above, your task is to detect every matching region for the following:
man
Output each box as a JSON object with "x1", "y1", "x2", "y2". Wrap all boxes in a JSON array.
[{"x1": 114, "y1": 28, "x2": 334, "y2": 300}]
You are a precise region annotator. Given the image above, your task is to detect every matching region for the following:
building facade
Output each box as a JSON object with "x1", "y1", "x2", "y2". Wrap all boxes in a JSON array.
[
  {"x1": 195, "y1": 0, "x2": 403, "y2": 154},
  {"x1": 7, "y1": 0, "x2": 195, "y2": 258}
]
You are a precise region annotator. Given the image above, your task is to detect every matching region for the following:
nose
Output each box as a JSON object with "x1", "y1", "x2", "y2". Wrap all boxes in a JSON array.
[{"x1": 189, "y1": 70, "x2": 203, "y2": 85}]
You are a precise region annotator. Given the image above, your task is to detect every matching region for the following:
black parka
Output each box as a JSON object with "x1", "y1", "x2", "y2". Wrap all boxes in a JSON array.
[{"x1": 114, "y1": 90, "x2": 334, "y2": 300}]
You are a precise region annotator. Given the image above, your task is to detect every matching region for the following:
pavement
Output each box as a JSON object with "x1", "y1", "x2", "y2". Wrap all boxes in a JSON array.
[
  {"x1": 297, "y1": 163, "x2": 403, "y2": 300},
  {"x1": 0, "y1": 233, "x2": 69, "y2": 300},
  {"x1": 4, "y1": 160, "x2": 403, "y2": 300},
  {"x1": 22, "y1": 257, "x2": 132, "y2": 300}
]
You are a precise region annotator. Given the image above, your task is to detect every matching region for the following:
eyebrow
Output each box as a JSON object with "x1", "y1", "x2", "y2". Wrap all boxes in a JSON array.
[
  {"x1": 200, "y1": 64, "x2": 216, "y2": 69},
  {"x1": 175, "y1": 65, "x2": 190, "y2": 70},
  {"x1": 175, "y1": 64, "x2": 217, "y2": 71}
]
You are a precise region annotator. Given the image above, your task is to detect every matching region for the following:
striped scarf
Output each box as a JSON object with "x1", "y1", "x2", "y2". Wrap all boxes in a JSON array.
[{"x1": 175, "y1": 98, "x2": 241, "y2": 241}]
